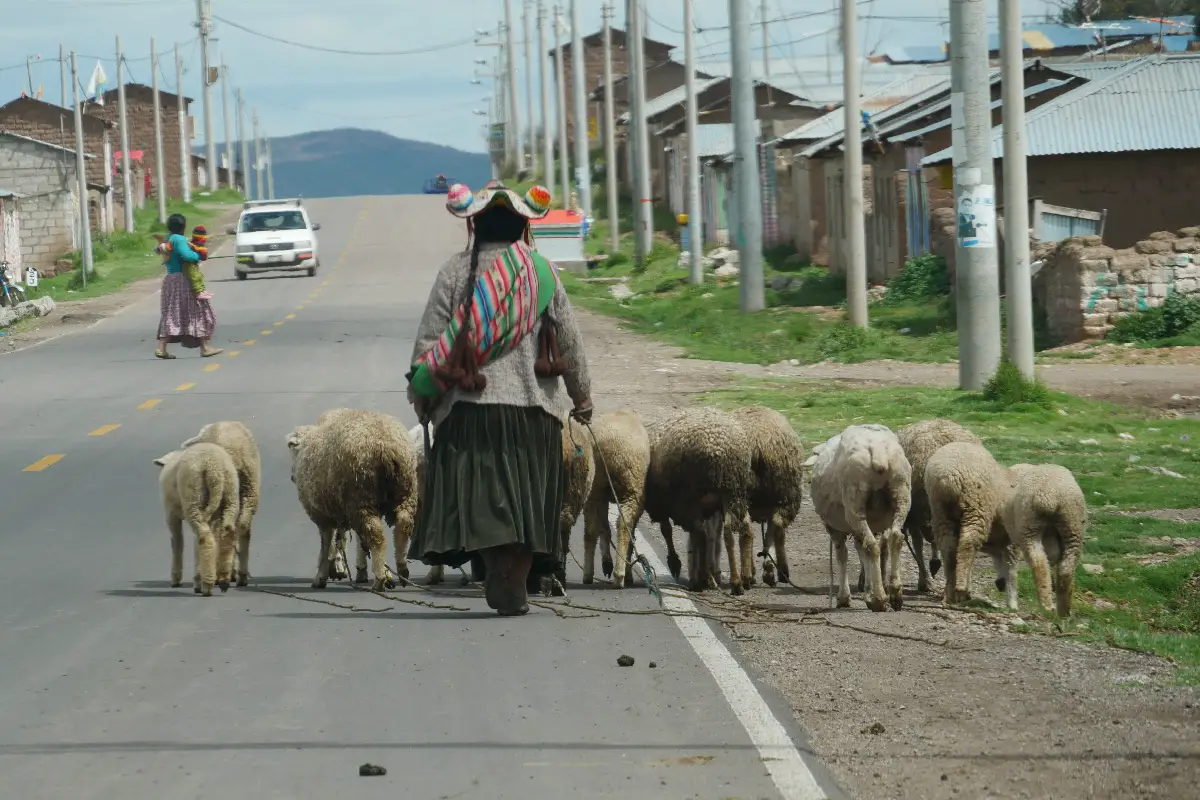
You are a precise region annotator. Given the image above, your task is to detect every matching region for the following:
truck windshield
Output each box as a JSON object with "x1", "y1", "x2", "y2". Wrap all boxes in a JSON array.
[{"x1": 239, "y1": 211, "x2": 307, "y2": 233}]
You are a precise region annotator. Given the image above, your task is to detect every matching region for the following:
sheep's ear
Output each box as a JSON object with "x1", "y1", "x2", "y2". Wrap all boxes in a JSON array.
[
  {"x1": 286, "y1": 434, "x2": 301, "y2": 451},
  {"x1": 153, "y1": 456, "x2": 168, "y2": 468}
]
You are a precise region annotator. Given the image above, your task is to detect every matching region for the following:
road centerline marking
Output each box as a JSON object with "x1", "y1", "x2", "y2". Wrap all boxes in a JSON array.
[
  {"x1": 88, "y1": 424, "x2": 121, "y2": 437},
  {"x1": 138, "y1": 399, "x2": 162, "y2": 410},
  {"x1": 244, "y1": 339, "x2": 256, "y2": 345},
  {"x1": 261, "y1": 330, "x2": 272, "y2": 335},
  {"x1": 176, "y1": 382, "x2": 195, "y2": 391},
  {"x1": 273, "y1": 321, "x2": 284, "y2": 327},
  {"x1": 285, "y1": 313, "x2": 295, "y2": 319},
  {"x1": 227, "y1": 350, "x2": 241, "y2": 357},
  {"x1": 24, "y1": 455, "x2": 65, "y2": 472},
  {"x1": 203, "y1": 363, "x2": 220, "y2": 372}
]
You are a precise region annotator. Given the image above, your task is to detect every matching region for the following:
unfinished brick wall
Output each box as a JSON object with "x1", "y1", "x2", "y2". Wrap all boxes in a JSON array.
[
  {"x1": 87, "y1": 87, "x2": 191, "y2": 200},
  {"x1": 0, "y1": 136, "x2": 78, "y2": 274},
  {"x1": 0, "y1": 100, "x2": 110, "y2": 187},
  {"x1": 1033, "y1": 227, "x2": 1200, "y2": 343}
]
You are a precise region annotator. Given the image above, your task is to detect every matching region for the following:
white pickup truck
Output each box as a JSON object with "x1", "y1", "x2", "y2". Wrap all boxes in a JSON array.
[{"x1": 228, "y1": 198, "x2": 321, "y2": 280}]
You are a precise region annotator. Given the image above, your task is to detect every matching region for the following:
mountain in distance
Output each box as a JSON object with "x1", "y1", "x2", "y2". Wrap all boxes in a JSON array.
[{"x1": 207, "y1": 128, "x2": 492, "y2": 199}]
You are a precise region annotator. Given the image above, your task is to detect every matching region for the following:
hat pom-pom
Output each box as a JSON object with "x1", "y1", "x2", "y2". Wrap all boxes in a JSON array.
[
  {"x1": 524, "y1": 185, "x2": 551, "y2": 215},
  {"x1": 447, "y1": 183, "x2": 474, "y2": 213}
]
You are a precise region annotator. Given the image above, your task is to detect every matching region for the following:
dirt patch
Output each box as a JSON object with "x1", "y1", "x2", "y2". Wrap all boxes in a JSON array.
[
  {"x1": 1118, "y1": 509, "x2": 1200, "y2": 525},
  {"x1": 576, "y1": 307, "x2": 1200, "y2": 800},
  {"x1": 1135, "y1": 539, "x2": 1200, "y2": 566},
  {"x1": 1044, "y1": 342, "x2": 1200, "y2": 365}
]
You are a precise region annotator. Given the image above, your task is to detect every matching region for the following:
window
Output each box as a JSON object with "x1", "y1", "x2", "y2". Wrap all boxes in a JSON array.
[{"x1": 239, "y1": 210, "x2": 308, "y2": 233}]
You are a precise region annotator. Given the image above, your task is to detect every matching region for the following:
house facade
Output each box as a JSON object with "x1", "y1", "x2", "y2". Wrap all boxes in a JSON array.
[
  {"x1": 85, "y1": 84, "x2": 194, "y2": 200},
  {"x1": 0, "y1": 132, "x2": 90, "y2": 274}
]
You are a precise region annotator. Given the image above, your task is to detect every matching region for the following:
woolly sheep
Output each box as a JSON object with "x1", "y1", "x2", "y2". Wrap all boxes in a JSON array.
[
  {"x1": 856, "y1": 418, "x2": 983, "y2": 593},
  {"x1": 286, "y1": 409, "x2": 420, "y2": 591},
  {"x1": 154, "y1": 443, "x2": 240, "y2": 597},
  {"x1": 1001, "y1": 464, "x2": 1087, "y2": 617},
  {"x1": 581, "y1": 409, "x2": 650, "y2": 588},
  {"x1": 809, "y1": 424, "x2": 912, "y2": 612},
  {"x1": 549, "y1": 415, "x2": 595, "y2": 592},
  {"x1": 180, "y1": 421, "x2": 261, "y2": 588},
  {"x1": 644, "y1": 407, "x2": 753, "y2": 593},
  {"x1": 924, "y1": 441, "x2": 1018, "y2": 608},
  {"x1": 728, "y1": 405, "x2": 805, "y2": 590}
]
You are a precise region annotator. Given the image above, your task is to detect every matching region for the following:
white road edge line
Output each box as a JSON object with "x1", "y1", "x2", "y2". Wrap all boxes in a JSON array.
[{"x1": 610, "y1": 510, "x2": 828, "y2": 800}]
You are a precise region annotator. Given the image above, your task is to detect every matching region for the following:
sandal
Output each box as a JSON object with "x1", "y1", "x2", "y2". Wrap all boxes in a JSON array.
[{"x1": 155, "y1": 351, "x2": 176, "y2": 359}]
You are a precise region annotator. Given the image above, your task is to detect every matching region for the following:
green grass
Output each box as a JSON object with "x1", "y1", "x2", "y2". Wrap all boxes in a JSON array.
[
  {"x1": 24, "y1": 198, "x2": 237, "y2": 304},
  {"x1": 702, "y1": 377, "x2": 1200, "y2": 680},
  {"x1": 1105, "y1": 291, "x2": 1200, "y2": 348}
]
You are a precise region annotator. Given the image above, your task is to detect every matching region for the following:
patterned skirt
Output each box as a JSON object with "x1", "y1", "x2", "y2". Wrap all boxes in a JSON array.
[{"x1": 157, "y1": 272, "x2": 216, "y2": 347}]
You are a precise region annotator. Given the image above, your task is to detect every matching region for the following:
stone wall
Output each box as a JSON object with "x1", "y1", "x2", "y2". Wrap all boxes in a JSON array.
[
  {"x1": 0, "y1": 136, "x2": 78, "y2": 274},
  {"x1": 1033, "y1": 227, "x2": 1200, "y2": 343}
]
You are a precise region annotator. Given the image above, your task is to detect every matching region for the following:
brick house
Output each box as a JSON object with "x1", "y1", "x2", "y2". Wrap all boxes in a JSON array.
[
  {"x1": 0, "y1": 131, "x2": 98, "y2": 275},
  {"x1": 84, "y1": 83, "x2": 194, "y2": 200},
  {"x1": 0, "y1": 96, "x2": 114, "y2": 188},
  {"x1": 549, "y1": 26, "x2": 674, "y2": 147}
]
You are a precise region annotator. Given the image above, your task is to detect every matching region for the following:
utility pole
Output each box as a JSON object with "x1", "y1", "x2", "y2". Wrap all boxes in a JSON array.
[
  {"x1": 601, "y1": 2, "x2": 619, "y2": 251},
  {"x1": 537, "y1": 2, "x2": 554, "y2": 191},
  {"x1": 569, "y1": 0, "x2": 592, "y2": 218},
  {"x1": 151, "y1": 38, "x2": 168, "y2": 224},
  {"x1": 253, "y1": 109, "x2": 263, "y2": 201},
  {"x1": 176, "y1": 43, "x2": 191, "y2": 203},
  {"x1": 629, "y1": 0, "x2": 654, "y2": 260},
  {"x1": 59, "y1": 45, "x2": 67, "y2": 109},
  {"x1": 842, "y1": 0, "x2": 868, "y2": 327},
  {"x1": 729, "y1": 0, "x2": 763, "y2": 311},
  {"x1": 197, "y1": 0, "x2": 218, "y2": 190},
  {"x1": 238, "y1": 88, "x2": 251, "y2": 198},
  {"x1": 265, "y1": 134, "x2": 275, "y2": 199},
  {"x1": 116, "y1": 36, "x2": 134, "y2": 232},
  {"x1": 553, "y1": 5, "x2": 571, "y2": 209},
  {"x1": 950, "y1": 0, "x2": 1002, "y2": 390},
  {"x1": 70, "y1": 51, "x2": 93, "y2": 282},
  {"x1": 761, "y1": 0, "x2": 772, "y2": 104},
  {"x1": 1001, "y1": 0, "x2": 1034, "y2": 378},
  {"x1": 504, "y1": 0, "x2": 523, "y2": 173},
  {"x1": 221, "y1": 58, "x2": 233, "y2": 192},
  {"x1": 523, "y1": 0, "x2": 537, "y2": 177},
  {"x1": 684, "y1": 0, "x2": 703, "y2": 283}
]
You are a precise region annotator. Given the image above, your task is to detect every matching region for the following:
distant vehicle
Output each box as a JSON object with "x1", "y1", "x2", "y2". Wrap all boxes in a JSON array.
[
  {"x1": 227, "y1": 198, "x2": 321, "y2": 280},
  {"x1": 422, "y1": 174, "x2": 451, "y2": 194}
]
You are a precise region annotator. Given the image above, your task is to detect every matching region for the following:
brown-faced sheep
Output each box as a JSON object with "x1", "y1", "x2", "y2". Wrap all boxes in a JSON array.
[
  {"x1": 180, "y1": 421, "x2": 261, "y2": 588},
  {"x1": 856, "y1": 418, "x2": 983, "y2": 594},
  {"x1": 728, "y1": 405, "x2": 805, "y2": 590},
  {"x1": 644, "y1": 407, "x2": 753, "y2": 593},
  {"x1": 809, "y1": 424, "x2": 912, "y2": 612},
  {"x1": 580, "y1": 409, "x2": 650, "y2": 589},
  {"x1": 154, "y1": 443, "x2": 240, "y2": 597},
  {"x1": 286, "y1": 409, "x2": 420, "y2": 591},
  {"x1": 924, "y1": 441, "x2": 1018, "y2": 608},
  {"x1": 1001, "y1": 464, "x2": 1087, "y2": 616}
]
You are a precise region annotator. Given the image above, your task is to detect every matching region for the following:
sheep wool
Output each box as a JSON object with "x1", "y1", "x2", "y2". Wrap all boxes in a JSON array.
[
  {"x1": 1001, "y1": 463, "x2": 1087, "y2": 617},
  {"x1": 154, "y1": 442, "x2": 241, "y2": 597},
  {"x1": 581, "y1": 409, "x2": 650, "y2": 588}
]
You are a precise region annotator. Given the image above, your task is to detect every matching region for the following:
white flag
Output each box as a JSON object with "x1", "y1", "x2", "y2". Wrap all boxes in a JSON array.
[{"x1": 86, "y1": 60, "x2": 107, "y2": 105}]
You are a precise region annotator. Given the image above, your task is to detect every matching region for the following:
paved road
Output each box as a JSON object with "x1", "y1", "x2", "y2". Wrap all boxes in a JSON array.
[{"x1": 0, "y1": 196, "x2": 842, "y2": 800}]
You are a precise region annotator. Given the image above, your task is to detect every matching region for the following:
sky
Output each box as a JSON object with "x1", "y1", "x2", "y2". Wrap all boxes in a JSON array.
[{"x1": 1, "y1": 0, "x2": 1061, "y2": 155}]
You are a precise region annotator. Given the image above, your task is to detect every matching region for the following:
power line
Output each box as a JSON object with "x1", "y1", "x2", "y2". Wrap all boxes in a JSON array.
[{"x1": 212, "y1": 14, "x2": 478, "y2": 56}]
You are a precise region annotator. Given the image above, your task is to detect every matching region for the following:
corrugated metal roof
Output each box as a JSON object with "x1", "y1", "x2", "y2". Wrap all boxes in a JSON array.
[
  {"x1": 775, "y1": 71, "x2": 952, "y2": 145},
  {"x1": 1163, "y1": 35, "x2": 1193, "y2": 53},
  {"x1": 693, "y1": 123, "x2": 735, "y2": 159},
  {"x1": 984, "y1": 15, "x2": 1194, "y2": 52},
  {"x1": 922, "y1": 54, "x2": 1200, "y2": 165},
  {"x1": 617, "y1": 76, "x2": 726, "y2": 125},
  {"x1": 881, "y1": 45, "x2": 948, "y2": 64},
  {"x1": 890, "y1": 77, "x2": 1074, "y2": 143}
]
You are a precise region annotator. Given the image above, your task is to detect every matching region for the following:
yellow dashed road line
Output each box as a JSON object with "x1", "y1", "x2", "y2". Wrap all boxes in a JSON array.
[
  {"x1": 273, "y1": 321, "x2": 284, "y2": 327},
  {"x1": 244, "y1": 339, "x2": 256, "y2": 345},
  {"x1": 88, "y1": 424, "x2": 121, "y2": 437},
  {"x1": 176, "y1": 382, "x2": 195, "y2": 391},
  {"x1": 138, "y1": 399, "x2": 162, "y2": 410},
  {"x1": 285, "y1": 313, "x2": 295, "y2": 319},
  {"x1": 261, "y1": 330, "x2": 273, "y2": 336},
  {"x1": 228, "y1": 350, "x2": 241, "y2": 357},
  {"x1": 203, "y1": 363, "x2": 221, "y2": 372},
  {"x1": 24, "y1": 455, "x2": 65, "y2": 472},
  {"x1": 308, "y1": 293, "x2": 319, "y2": 299}
]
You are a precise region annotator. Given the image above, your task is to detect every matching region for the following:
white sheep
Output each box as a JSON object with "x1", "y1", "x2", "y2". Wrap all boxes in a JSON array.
[
  {"x1": 154, "y1": 443, "x2": 240, "y2": 597},
  {"x1": 1001, "y1": 464, "x2": 1087, "y2": 617},
  {"x1": 809, "y1": 424, "x2": 912, "y2": 612},
  {"x1": 581, "y1": 409, "x2": 650, "y2": 589},
  {"x1": 924, "y1": 441, "x2": 1018, "y2": 608},
  {"x1": 287, "y1": 409, "x2": 420, "y2": 591},
  {"x1": 180, "y1": 420, "x2": 261, "y2": 588}
]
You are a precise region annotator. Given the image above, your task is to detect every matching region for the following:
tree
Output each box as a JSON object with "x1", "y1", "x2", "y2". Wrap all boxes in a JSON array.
[{"x1": 1051, "y1": 0, "x2": 1199, "y2": 24}]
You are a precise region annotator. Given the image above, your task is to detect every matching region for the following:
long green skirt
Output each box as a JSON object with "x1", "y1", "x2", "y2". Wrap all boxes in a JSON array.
[{"x1": 409, "y1": 402, "x2": 565, "y2": 576}]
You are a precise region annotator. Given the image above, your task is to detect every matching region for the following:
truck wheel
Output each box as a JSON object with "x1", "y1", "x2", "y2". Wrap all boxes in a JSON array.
[
  {"x1": 235, "y1": 269, "x2": 247, "y2": 281},
  {"x1": 306, "y1": 266, "x2": 316, "y2": 277}
]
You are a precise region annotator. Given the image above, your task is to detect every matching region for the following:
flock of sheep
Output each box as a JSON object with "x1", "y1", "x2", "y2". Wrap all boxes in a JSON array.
[{"x1": 153, "y1": 405, "x2": 1086, "y2": 618}]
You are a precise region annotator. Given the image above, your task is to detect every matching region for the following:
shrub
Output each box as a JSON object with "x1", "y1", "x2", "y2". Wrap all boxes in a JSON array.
[
  {"x1": 980, "y1": 360, "x2": 1053, "y2": 410},
  {"x1": 884, "y1": 253, "x2": 950, "y2": 306},
  {"x1": 1107, "y1": 291, "x2": 1200, "y2": 344}
]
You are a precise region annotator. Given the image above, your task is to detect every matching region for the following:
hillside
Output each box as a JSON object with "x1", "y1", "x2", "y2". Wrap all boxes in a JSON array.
[{"x1": 206, "y1": 128, "x2": 491, "y2": 199}]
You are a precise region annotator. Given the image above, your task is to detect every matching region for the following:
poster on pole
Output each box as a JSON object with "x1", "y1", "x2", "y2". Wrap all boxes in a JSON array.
[{"x1": 956, "y1": 184, "x2": 996, "y2": 249}]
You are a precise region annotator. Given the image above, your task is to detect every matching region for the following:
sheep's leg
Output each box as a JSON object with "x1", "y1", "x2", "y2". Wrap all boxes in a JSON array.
[
  {"x1": 1022, "y1": 536, "x2": 1055, "y2": 613},
  {"x1": 216, "y1": 526, "x2": 236, "y2": 592},
  {"x1": 930, "y1": 503, "x2": 960, "y2": 607},
  {"x1": 706, "y1": 514, "x2": 723, "y2": 591},
  {"x1": 926, "y1": 530, "x2": 943, "y2": 577},
  {"x1": 169, "y1": 513, "x2": 184, "y2": 588},
  {"x1": 192, "y1": 522, "x2": 217, "y2": 597},
  {"x1": 771, "y1": 517, "x2": 790, "y2": 585},
  {"x1": 723, "y1": 518, "x2": 743, "y2": 595},
  {"x1": 991, "y1": 551, "x2": 1019, "y2": 611},
  {"x1": 393, "y1": 505, "x2": 416, "y2": 587},
  {"x1": 1055, "y1": 552, "x2": 1076, "y2": 618},
  {"x1": 582, "y1": 495, "x2": 603, "y2": 584},
  {"x1": 353, "y1": 533, "x2": 370, "y2": 584},
  {"x1": 831, "y1": 528, "x2": 851, "y2": 608},
  {"x1": 235, "y1": 525, "x2": 251, "y2": 587},
  {"x1": 312, "y1": 526, "x2": 335, "y2": 589},
  {"x1": 850, "y1": 517, "x2": 888, "y2": 612},
  {"x1": 738, "y1": 513, "x2": 756, "y2": 592},
  {"x1": 761, "y1": 524, "x2": 777, "y2": 588},
  {"x1": 426, "y1": 564, "x2": 445, "y2": 585},
  {"x1": 911, "y1": 526, "x2": 931, "y2": 593},
  {"x1": 952, "y1": 512, "x2": 990, "y2": 604},
  {"x1": 360, "y1": 516, "x2": 390, "y2": 592},
  {"x1": 327, "y1": 530, "x2": 347, "y2": 581},
  {"x1": 885, "y1": 528, "x2": 904, "y2": 610},
  {"x1": 686, "y1": 528, "x2": 705, "y2": 591},
  {"x1": 661, "y1": 519, "x2": 682, "y2": 580},
  {"x1": 613, "y1": 498, "x2": 641, "y2": 589}
]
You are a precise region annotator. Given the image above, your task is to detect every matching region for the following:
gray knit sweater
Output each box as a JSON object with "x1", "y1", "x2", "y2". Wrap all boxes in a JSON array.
[{"x1": 407, "y1": 241, "x2": 592, "y2": 428}]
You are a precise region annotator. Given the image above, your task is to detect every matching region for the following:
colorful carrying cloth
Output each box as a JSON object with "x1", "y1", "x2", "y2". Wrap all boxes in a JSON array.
[{"x1": 408, "y1": 240, "x2": 559, "y2": 399}]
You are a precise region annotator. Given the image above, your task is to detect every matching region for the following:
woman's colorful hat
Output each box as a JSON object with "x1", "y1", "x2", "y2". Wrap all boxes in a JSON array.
[{"x1": 446, "y1": 180, "x2": 552, "y2": 220}]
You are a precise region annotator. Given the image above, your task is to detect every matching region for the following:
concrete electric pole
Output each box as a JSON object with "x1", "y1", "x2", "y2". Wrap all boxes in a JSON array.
[
  {"x1": 265, "y1": 135, "x2": 275, "y2": 200},
  {"x1": 553, "y1": 5, "x2": 571, "y2": 208},
  {"x1": 151, "y1": 38, "x2": 168, "y2": 224},
  {"x1": 601, "y1": 2, "x2": 619, "y2": 251},
  {"x1": 176, "y1": 43, "x2": 191, "y2": 203},
  {"x1": 628, "y1": 0, "x2": 653, "y2": 261},
  {"x1": 238, "y1": 88, "x2": 251, "y2": 198},
  {"x1": 523, "y1": 0, "x2": 537, "y2": 177},
  {"x1": 70, "y1": 51, "x2": 94, "y2": 280},
  {"x1": 684, "y1": 0, "x2": 703, "y2": 283},
  {"x1": 950, "y1": 0, "x2": 1003, "y2": 390},
  {"x1": 728, "y1": 0, "x2": 764, "y2": 311},
  {"x1": 116, "y1": 36, "x2": 134, "y2": 232},
  {"x1": 504, "y1": 0, "x2": 523, "y2": 172},
  {"x1": 197, "y1": 0, "x2": 218, "y2": 190},
  {"x1": 569, "y1": 0, "x2": 592, "y2": 218},
  {"x1": 537, "y1": 2, "x2": 554, "y2": 191},
  {"x1": 253, "y1": 109, "x2": 263, "y2": 201},
  {"x1": 842, "y1": 0, "x2": 868, "y2": 327},
  {"x1": 1000, "y1": 0, "x2": 1035, "y2": 378},
  {"x1": 221, "y1": 59, "x2": 234, "y2": 192}
]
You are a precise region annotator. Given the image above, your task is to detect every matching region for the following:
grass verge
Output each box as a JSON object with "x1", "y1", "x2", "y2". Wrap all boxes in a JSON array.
[
  {"x1": 703, "y1": 377, "x2": 1200, "y2": 682},
  {"x1": 25, "y1": 197, "x2": 240, "y2": 304}
]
